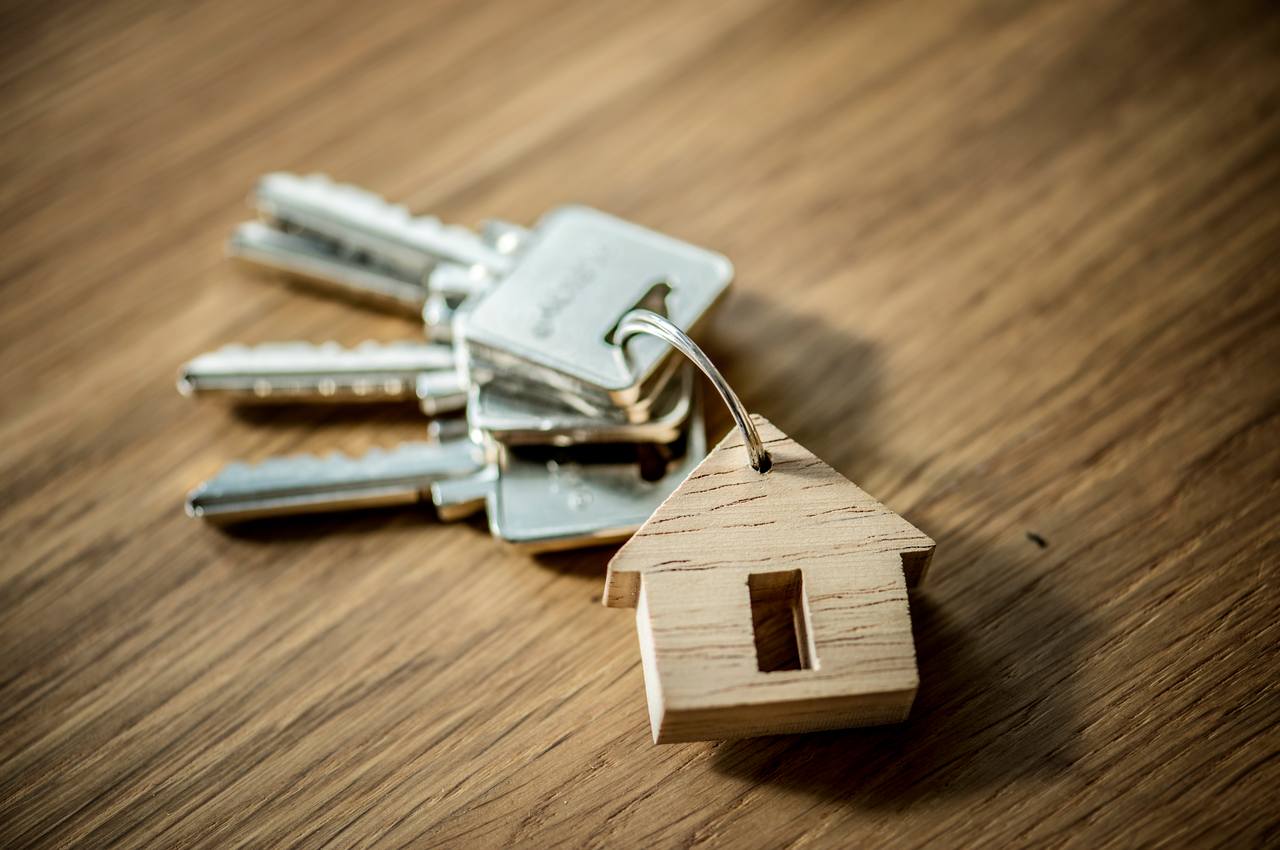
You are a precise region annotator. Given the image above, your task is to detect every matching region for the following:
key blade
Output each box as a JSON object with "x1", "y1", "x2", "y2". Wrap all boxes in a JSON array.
[
  {"x1": 253, "y1": 173, "x2": 512, "y2": 277},
  {"x1": 178, "y1": 341, "x2": 456, "y2": 403},
  {"x1": 229, "y1": 221, "x2": 427, "y2": 314},
  {"x1": 186, "y1": 439, "x2": 486, "y2": 522}
]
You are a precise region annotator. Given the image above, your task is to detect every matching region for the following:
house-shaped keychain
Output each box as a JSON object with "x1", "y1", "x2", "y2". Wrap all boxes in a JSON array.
[
  {"x1": 604, "y1": 415, "x2": 934, "y2": 743},
  {"x1": 604, "y1": 311, "x2": 934, "y2": 743}
]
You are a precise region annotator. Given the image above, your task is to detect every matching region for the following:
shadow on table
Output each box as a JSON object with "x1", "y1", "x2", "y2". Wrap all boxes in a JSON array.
[
  {"x1": 707, "y1": 537, "x2": 1085, "y2": 807},
  {"x1": 696, "y1": 289, "x2": 886, "y2": 478},
  {"x1": 228, "y1": 403, "x2": 433, "y2": 428},
  {"x1": 532, "y1": 544, "x2": 623, "y2": 579}
]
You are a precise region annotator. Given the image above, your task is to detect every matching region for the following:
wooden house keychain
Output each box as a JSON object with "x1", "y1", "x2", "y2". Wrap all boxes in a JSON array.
[{"x1": 604, "y1": 309, "x2": 935, "y2": 744}]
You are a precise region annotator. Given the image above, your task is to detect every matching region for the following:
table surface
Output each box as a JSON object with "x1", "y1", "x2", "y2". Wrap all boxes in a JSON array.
[{"x1": 2, "y1": 1, "x2": 1277, "y2": 847}]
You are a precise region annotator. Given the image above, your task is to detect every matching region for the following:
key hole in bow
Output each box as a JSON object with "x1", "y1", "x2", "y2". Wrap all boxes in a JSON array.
[{"x1": 605, "y1": 281, "x2": 672, "y2": 346}]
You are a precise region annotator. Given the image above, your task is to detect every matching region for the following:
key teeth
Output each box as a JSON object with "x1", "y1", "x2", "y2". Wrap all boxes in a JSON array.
[
  {"x1": 259, "y1": 171, "x2": 414, "y2": 223},
  {"x1": 251, "y1": 171, "x2": 511, "y2": 276},
  {"x1": 200, "y1": 452, "x2": 356, "y2": 491},
  {"x1": 175, "y1": 340, "x2": 458, "y2": 403},
  {"x1": 191, "y1": 340, "x2": 421, "y2": 359},
  {"x1": 258, "y1": 172, "x2": 474, "y2": 244},
  {"x1": 201, "y1": 441, "x2": 468, "y2": 484}
]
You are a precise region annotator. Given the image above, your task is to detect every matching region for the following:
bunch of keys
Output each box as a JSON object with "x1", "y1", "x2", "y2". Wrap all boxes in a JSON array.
[{"x1": 180, "y1": 173, "x2": 733, "y2": 551}]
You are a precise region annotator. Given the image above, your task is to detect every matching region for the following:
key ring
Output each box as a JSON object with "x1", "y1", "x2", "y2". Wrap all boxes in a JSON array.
[{"x1": 615, "y1": 309, "x2": 772, "y2": 474}]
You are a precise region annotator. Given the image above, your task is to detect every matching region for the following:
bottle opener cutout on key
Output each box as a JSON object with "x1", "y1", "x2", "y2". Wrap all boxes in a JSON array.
[{"x1": 604, "y1": 310, "x2": 936, "y2": 744}]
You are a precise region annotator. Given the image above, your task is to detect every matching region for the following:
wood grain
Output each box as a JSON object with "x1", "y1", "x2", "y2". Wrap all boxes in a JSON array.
[
  {"x1": 1, "y1": 0, "x2": 1278, "y2": 846},
  {"x1": 605, "y1": 415, "x2": 935, "y2": 743}
]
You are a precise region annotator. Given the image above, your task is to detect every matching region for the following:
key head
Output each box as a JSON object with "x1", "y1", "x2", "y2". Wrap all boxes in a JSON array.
[
  {"x1": 486, "y1": 390, "x2": 708, "y2": 551},
  {"x1": 464, "y1": 206, "x2": 733, "y2": 406}
]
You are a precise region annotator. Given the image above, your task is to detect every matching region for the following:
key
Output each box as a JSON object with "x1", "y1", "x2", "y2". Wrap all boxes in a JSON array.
[
  {"x1": 464, "y1": 206, "x2": 733, "y2": 412},
  {"x1": 186, "y1": 438, "x2": 486, "y2": 522},
  {"x1": 433, "y1": 390, "x2": 706, "y2": 546},
  {"x1": 186, "y1": 440, "x2": 486, "y2": 522},
  {"x1": 469, "y1": 363, "x2": 694, "y2": 446},
  {"x1": 230, "y1": 173, "x2": 516, "y2": 316},
  {"x1": 188, "y1": 388, "x2": 703, "y2": 538},
  {"x1": 177, "y1": 341, "x2": 467, "y2": 415},
  {"x1": 254, "y1": 172, "x2": 513, "y2": 277},
  {"x1": 229, "y1": 221, "x2": 428, "y2": 314}
]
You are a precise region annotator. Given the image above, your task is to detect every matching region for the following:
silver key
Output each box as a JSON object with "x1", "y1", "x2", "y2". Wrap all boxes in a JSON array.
[
  {"x1": 229, "y1": 221, "x2": 427, "y2": 314},
  {"x1": 177, "y1": 341, "x2": 467, "y2": 415},
  {"x1": 186, "y1": 438, "x2": 486, "y2": 522},
  {"x1": 230, "y1": 173, "x2": 514, "y2": 316},
  {"x1": 464, "y1": 206, "x2": 732, "y2": 410},
  {"x1": 254, "y1": 172, "x2": 511, "y2": 276}
]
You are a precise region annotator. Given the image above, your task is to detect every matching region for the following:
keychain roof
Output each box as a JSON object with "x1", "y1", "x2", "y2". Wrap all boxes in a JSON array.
[{"x1": 604, "y1": 309, "x2": 935, "y2": 744}]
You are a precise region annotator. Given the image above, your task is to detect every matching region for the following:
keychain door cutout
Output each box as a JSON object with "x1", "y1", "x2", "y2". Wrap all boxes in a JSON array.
[{"x1": 604, "y1": 415, "x2": 934, "y2": 743}]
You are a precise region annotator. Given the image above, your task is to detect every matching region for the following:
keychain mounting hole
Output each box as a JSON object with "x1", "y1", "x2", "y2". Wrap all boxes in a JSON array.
[{"x1": 605, "y1": 281, "x2": 672, "y2": 346}]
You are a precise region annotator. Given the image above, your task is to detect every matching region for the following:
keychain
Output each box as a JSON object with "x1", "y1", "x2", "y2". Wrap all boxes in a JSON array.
[
  {"x1": 603, "y1": 309, "x2": 935, "y2": 743},
  {"x1": 181, "y1": 173, "x2": 933, "y2": 744}
]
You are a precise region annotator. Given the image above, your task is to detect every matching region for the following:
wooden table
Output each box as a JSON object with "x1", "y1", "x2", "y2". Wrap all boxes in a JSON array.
[{"x1": 3, "y1": 1, "x2": 1277, "y2": 846}]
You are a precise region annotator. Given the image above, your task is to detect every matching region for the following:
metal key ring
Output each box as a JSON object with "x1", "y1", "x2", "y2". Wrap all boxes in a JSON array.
[{"x1": 614, "y1": 309, "x2": 772, "y2": 474}]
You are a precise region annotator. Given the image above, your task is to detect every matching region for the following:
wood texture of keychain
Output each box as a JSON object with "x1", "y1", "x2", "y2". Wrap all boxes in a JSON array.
[{"x1": 603, "y1": 310, "x2": 936, "y2": 744}]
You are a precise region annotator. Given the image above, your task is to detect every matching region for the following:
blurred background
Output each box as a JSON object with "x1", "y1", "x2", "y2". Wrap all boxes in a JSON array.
[{"x1": 1, "y1": 1, "x2": 1277, "y2": 847}]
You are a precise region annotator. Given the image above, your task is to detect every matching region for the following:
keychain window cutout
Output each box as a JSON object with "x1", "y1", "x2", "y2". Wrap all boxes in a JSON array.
[
  {"x1": 607, "y1": 310, "x2": 934, "y2": 744},
  {"x1": 748, "y1": 570, "x2": 814, "y2": 672}
]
